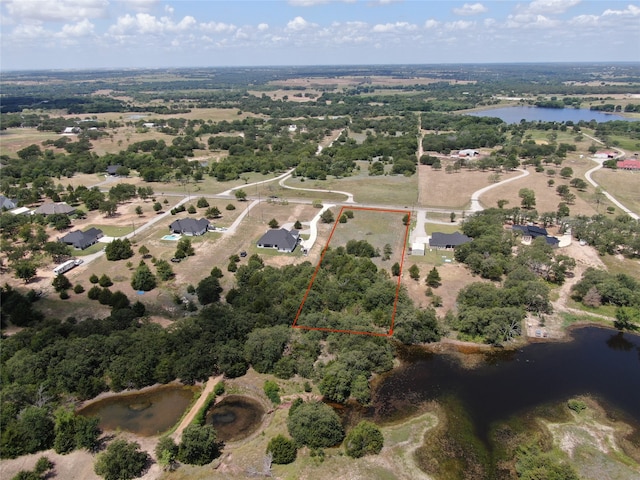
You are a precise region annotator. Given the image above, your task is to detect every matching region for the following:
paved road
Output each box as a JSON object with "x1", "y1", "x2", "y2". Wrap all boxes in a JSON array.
[{"x1": 581, "y1": 133, "x2": 638, "y2": 220}]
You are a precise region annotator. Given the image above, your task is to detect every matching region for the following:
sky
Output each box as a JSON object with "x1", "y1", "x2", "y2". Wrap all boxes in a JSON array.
[{"x1": 1, "y1": 0, "x2": 639, "y2": 71}]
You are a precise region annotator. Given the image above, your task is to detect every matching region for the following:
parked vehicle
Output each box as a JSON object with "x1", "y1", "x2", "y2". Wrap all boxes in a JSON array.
[{"x1": 53, "y1": 260, "x2": 76, "y2": 275}]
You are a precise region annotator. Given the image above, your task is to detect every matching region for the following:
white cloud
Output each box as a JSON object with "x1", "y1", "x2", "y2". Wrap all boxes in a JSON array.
[
  {"x1": 286, "y1": 16, "x2": 316, "y2": 31},
  {"x1": 164, "y1": 5, "x2": 174, "y2": 15},
  {"x1": 258, "y1": 23, "x2": 269, "y2": 31},
  {"x1": 58, "y1": 18, "x2": 95, "y2": 37},
  {"x1": 603, "y1": 4, "x2": 640, "y2": 17},
  {"x1": 424, "y1": 19, "x2": 440, "y2": 29},
  {"x1": 288, "y1": 0, "x2": 329, "y2": 5},
  {"x1": 200, "y1": 21, "x2": 237, "y2": 34},
  {"x1": 505, "y1": 13, "x2": 558, "y2": 29},
  {"x1": 568, "y1": 14, "x2": 599, "y2": 26},
  {"x1": 4, "y1": 0, "x2": 108, "y2": 22},
  {"x1": 10, "y1": 23, "x2": 50, "y2": 40},
  {"x1": 444, "y1": 20, "x2": 475, "y2": 30},
  {"x1": 524, "y1": 0, "x2": 581, "y2": 15},
  {"x1": 453, "y1": 3, "x2": 487, "y2": 16},
  {"x1": 108, "y1": 13, "x2": 197, "y2": 36},
  {"x1": 372, "y1": 21, "x2": 416, "y2": 32}
]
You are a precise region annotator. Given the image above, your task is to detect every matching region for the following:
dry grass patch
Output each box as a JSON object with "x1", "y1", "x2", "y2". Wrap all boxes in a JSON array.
[
  {"x1": 591, "y1": 169, "x2": 640, "y2": 215},
  {"x1": 0, "y1": 128, "x2": 62, "y2": 156},
  {"x1": 418, "y1": 165, "x2": 520, "y2": 209},
  {"x1": 480, "y1": 167, "x2": 599, "y2": 215}
]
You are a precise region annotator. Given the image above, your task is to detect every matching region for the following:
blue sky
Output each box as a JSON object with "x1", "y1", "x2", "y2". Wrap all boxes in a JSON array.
[{"x1": 1, "y1": 0, "x2": 638, "y2": 70}]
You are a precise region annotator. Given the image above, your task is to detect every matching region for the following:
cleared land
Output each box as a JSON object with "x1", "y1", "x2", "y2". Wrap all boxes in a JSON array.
[{"x1": 591, "y1": 168, "x2": 640, "y2": 215}]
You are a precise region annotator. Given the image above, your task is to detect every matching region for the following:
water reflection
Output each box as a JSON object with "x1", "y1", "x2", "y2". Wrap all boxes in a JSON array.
[
  {"x1": 205, "y1": 395, "x2": 265, "y2": 442},
  {"x1": 77, "y1": 385, "x2": 196, "y2": 436},
  {"x1": 373, "y1": 327, "x2": 640, "y2": 442}
]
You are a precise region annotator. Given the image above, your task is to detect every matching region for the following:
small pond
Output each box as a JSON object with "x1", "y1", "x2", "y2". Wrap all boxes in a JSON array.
[
  {"x1": 205, "y1": 395, "x2": 266, "y2": 442},
  {"x1": 467, "y1": 106, "x2": 634, "y2": 124},
  {"x1": 77, "y1": 385, "x2": 196, "y2": 436}
]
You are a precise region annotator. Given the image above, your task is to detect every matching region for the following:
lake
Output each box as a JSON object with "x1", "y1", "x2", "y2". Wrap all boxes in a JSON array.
[
  {"x1": 468, "y1": 106, "x2": 633, "y2": 124},
  {"x1": 372, "y1": 327, "x2": 640, "y2": 444},
  {"x1": 77, "y1": 384, "x2": 197, "y2": 436}
]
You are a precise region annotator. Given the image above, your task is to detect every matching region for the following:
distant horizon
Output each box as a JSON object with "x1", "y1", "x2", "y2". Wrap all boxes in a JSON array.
[
  {"x1": 3, "y1": 60, "x2": 640, "y2": 75},
  {"x1": 1, "y1": 1, "x2": 638, "y2": 71}
]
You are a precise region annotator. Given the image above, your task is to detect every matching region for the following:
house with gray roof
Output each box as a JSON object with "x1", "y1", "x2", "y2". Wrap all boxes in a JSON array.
[
  {"x1": 512, "y1": 225, "x2": 559, "y2": 247},
  {"x1": 257, "y1": 228, "x2": 300, "y2": 253},
  {"x1": 60, "y1": 227, "x2": 103, "y2": 250},
  {"x1": 429, "y1": 232, "x2": 472, "y2": 250},
  {"x1": 169, "y1": 217, "x2": 210, "y2": 236},
  {"x1": 34, "y1": 202, "x2": 75, "y2": 216},
  {"x1": 0, "y1": 195, "x2": 17, "y2": 210}
]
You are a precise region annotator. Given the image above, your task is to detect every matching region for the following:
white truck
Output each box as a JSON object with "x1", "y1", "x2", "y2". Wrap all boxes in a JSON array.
[{"x1": 53, "y1": 259, "x2": 76, "y2": 276}]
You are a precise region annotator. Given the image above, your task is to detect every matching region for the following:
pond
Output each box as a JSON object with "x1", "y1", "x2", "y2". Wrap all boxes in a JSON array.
[
  {"x1": 205, "y1": 395, "x2": 266, "y2": 442},
  {"x1": 372, "y1": 327, "x2": 640, "y2": 445},
  {"x1": 77, "y1": 385, "x2": 196, "y2": 436},
  {"x1": 467, "y1": 106, "x2": 634, "y2": 124}
]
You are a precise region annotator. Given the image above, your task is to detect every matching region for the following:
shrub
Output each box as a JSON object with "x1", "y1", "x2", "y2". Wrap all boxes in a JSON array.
[
  {"x1": 178, "y1": 424, "x2": 219, "y2": 466},
  {"x1": 87, "y1": 285, "x2": 102, "y2": 300},
  {"x1": 213, "y1": 382, "x2": 225, "y2": 396},
  {"x1": 266, "y1": 435, "x2": 297, "y2": 464},
  {"x1": 59, "y1": 291, "x2": 70, "y2": 300},
  {"x1": 264, "y1": 380, "x2": 281, "y2": 404},
  {"x1": 287, "y1": 401, "x2": 344, "y2": 448},
  {"x1": 89, "y1": 273, "x2": 99, "y2": 284},
  {"x1": 98, "y1": 274, "x2": 113, "y2": 287},
  {"x1": 344, "y1": 421, "x2": 384, "y2": 458},
  {"x1": 225, "y1": 203, "x2": 236, "y2": 211},
  {"x1": 94, "y1": 439, "x2": 148, "y2": 480},
  {"x1": 567, "y1": 399, "x2": 587, "y2": 413}
]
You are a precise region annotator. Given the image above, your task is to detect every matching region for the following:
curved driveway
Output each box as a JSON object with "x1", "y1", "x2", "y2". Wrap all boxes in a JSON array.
[{"x1": 469, "y1": 168, "x2": 530, "y2": 212}]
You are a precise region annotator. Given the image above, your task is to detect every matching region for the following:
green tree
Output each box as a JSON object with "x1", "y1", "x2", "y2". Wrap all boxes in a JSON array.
[
  {"x1": 287, "y1": 402, "x2": 344, "y2": 449},
  {"x1": 94, "y1": 439, "x2": 148, "y2": 480},
  {"x1": 178, "y1": 424, "x2": 220, "y2": 466},
  {"x1": 391, "y1": 262, "x2": 400, "y2": 277},
  {"x1": 614, "y1": 306, "x2": 639, "y2": 332},
  {"x1": 402, "y1": 213, "x2": 410, "y2": 225},
  {"x1": 155, "y1": 259, "x2": 175, "y2": 281},
  {"x1": 155, "y1": 436, "x2": 178, "y2": 472},
  {"x1": 98, "y1": 274, "x2": 113, "y2": 287},
  {"x1": 210, "y1": 266, "x2": 223, "y2": 278},
  {"x1": 409, "y1": 264, "x2": 420, "y2": 281},
  {"x1": 89, "y1": 273, "x2": 99, "y2": 284},
  {"x1": 175, "y1": 238, "x2": 194, "y2": 259},
  {"x1": 135, "y1": 205, "x2": 143, "y2": 215},
  {"x1": 187, "y1": 204, "x2": 197, "y2": 214},
  {"x1": 14, "y1": 260, "x2": 37, "y2": 283},
  {"x1": 138, "y1": 245, "x2": 150, "y2": 258},
  {"x1": 294, "y1": 220, "x2": 302, "y2": 230},
  {"x1": 263, "y1": 380, "x2": 281, "y2": 404},
  {"x1": 339, "y1": 214, "x2": 347, "y2": 223},
  {"x1": 382, "y1": 243, "x2": 392, "y2": 260},
  {"x1": 234, "y1": 189, "x2": 247, "y2": 201},
  {"x1": 196, "y1": 276, "x2": 222, "y2": 305},
  {"x1": 52, "y1": 273, "x2": 72, "y2": 292},
  {"x1": 320, "y1": 209, "x2": 334, "y2": 223},
  {"x1": 205, "y1": 206, "x2": 221, "y2": 219},
  {"x1": 153, "y1": 202, "x2": 162, "y2": 212},
  {"x1": 560, "y1": 167, "x2": 574, "y2": 178},
  {"x1": 131, "y1": 261, "x2": 156, "y2": 291},
  {"x1": 268, "y1": 218, "x2": 279, "y2": 228},
  {"x1": 196, "y1": 197, "x2": 210, "y2": 208},
  {"x1": 105, "y1": 239, "x2": 133, "y2": 261},
  {"x1": 519, "y1": 188, "x2": 536, "y2": 209},
  {"x1": 266, "y1": 435, "x2": 297, "y2": 464},
  {"x1": 426, "y1": 267, "x2": 442, "y2": 288},
  {"x1": 344, "y1": 421, "x2": 384, "y2": 458}
]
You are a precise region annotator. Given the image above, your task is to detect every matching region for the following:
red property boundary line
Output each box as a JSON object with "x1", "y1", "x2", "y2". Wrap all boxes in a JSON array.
[{"x1": 292, "y1": 206, "x2": 411, "y2": 337}]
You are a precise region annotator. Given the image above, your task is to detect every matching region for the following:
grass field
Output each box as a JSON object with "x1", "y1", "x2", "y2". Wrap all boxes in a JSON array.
[
  {"x1": 284, "y1": 164, "x2": 418, "y2": 206},
  {"x1": 590, "y1": 168, "x2": 640, "y2": 215}
]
